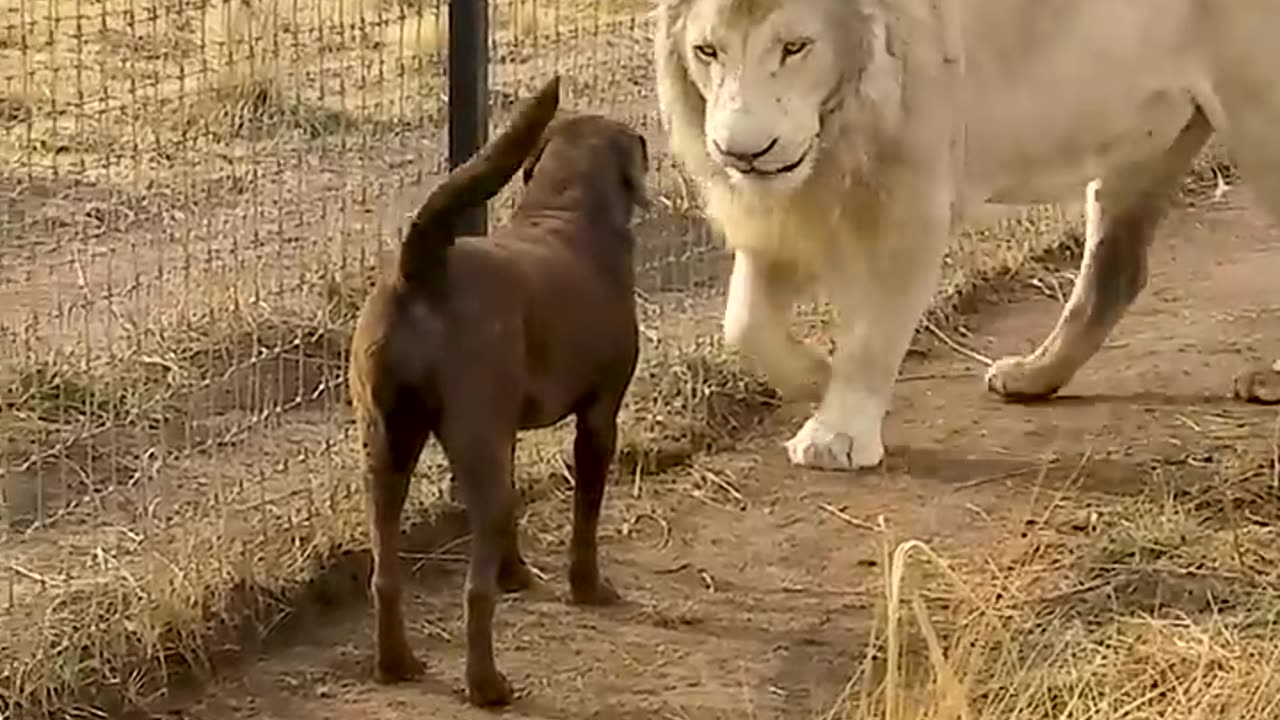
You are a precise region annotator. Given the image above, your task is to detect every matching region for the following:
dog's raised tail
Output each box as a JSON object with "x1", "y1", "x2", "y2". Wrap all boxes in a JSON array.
[{"x1": 397, "y1": 75, "x2": 561, "y2": 288}]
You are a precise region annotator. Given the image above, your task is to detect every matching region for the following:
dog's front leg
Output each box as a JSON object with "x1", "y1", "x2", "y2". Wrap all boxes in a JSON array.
[
  {"x1": 723, "y1": 249, "x2": 831, "y2": 402},
  {"x1": 785, "y1": 184, "x2": 951, "y2": 471}
]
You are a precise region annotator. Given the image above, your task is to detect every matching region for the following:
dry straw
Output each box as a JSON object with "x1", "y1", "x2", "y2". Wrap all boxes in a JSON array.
[
  {"x1": 2, "y1": 0, "x2": 1243, "y2": 713},
  {"x1": 822, "y1": 407, "x2": 1280, "y2": 720}
]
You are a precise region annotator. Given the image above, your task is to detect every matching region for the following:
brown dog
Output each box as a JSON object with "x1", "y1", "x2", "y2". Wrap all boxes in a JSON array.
[{"x1": 347, "y1": 75, "x2": 650, "y2": 707}]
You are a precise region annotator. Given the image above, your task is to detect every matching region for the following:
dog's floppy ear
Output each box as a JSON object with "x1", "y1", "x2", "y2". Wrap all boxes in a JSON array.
[{"x1": 617, "y1": 132, "x2": 650, "y2": 211}]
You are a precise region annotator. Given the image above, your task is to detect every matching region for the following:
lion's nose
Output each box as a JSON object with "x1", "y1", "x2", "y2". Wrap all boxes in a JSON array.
[{"x1": 713, "y1": 137, "x2": 778, "y2": 164}]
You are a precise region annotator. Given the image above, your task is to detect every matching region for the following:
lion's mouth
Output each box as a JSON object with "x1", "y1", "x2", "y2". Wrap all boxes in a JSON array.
[{"x1": 730, "y1": 140, "x2": 814, "y2": 179}]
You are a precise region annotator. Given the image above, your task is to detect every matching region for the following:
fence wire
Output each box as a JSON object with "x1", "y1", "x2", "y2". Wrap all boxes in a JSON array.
[{"x1": 0, "y1": 0, "x2": 726, "y2": 695}]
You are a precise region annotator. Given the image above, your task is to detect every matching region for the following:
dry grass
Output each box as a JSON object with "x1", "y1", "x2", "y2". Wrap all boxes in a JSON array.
[
  {"x1": 823, "y1": 294, "x2": 1280, "y2": 720},
  {"x1": 372, "y1": 0, "x2": 653, "y2": 57},
  {"x1": 1, "y1": 0, "x2": 650, "y2": 179},
  {"x1": 0, "y1": 271, "x2": 771, "y2": 717},
  {"x1": 827, "y1": 451, "x2": 1280, "y2": 720},
  {"x1": 1, "y1": 0, "x2": 1247, "y2": 714},
  {"x1": 0, "y1": 197, "x2": 1091, "y2": 718},
  {"x1": 1, "y1": 0, "x2": 661, "y2": 711}
]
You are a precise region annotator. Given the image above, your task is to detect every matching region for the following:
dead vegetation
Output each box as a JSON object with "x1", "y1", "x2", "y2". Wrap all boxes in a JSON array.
[
  {"x1": 823, "y1": 225, "x2": 1280, "y2": 720},
  {"x1": 0, "y1": 202, "x2": 1090, "y2": 719},
  {"x1": 828, "y1": 437, "x2": 1280, "y2": 720},
  {"x1": 1, "y1": 0, "x2": 1259, "y2": 715},
  {"x1": 0, "y1": 192, "x2": 1087, "y2": 717}
]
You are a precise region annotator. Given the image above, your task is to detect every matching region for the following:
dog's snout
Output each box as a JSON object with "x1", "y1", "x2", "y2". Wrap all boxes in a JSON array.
[{"x1": 713, "y1": 137, "x2": 779, "y2": 164}]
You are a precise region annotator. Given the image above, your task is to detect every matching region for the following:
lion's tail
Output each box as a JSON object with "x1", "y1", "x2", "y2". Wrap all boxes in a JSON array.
[{"x1": 397, "y1": 75, "x2": 561, "y2": 289}]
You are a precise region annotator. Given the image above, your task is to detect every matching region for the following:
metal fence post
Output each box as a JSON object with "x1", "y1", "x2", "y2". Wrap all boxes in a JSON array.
[
  {"x1": 445, "y1": 0, "x2": 488, "y2": 506},
  {"x1": 448, "y1": 0, "x2": 489, "y2": 237}
]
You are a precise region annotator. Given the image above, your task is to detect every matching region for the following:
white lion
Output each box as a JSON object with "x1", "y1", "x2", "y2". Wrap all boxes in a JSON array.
[{"x1": 655, "y1": 0, "x2": 1280, "y2": 471}]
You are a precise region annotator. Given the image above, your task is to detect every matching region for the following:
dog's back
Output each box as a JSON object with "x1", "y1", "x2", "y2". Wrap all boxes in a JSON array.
[
  {"x1": 449, "y1": 232, "x2": 637, "y2": 430},
  {"x1": 448, "y1": 112, "x2": 649, "y2": 429},
  {"x1": 394, "y1": 109, "x2": 649, "y2": 431},
  {"x1": 396, "y1": 76, "x2": 562, "y2": 293},
  {"x1": 348, "y1": 77, "x2": 561, "y2": 413}
]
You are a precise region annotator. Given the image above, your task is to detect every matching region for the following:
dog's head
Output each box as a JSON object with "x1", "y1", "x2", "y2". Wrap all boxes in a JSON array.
[{"x1": 521, "y1": 113, "x2": 651, "y2": 220}]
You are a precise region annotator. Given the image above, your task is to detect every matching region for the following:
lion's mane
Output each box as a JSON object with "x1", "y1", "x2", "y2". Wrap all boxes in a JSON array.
[{"x1": 654, "y1": 0, "x2": 929, "y2": 269}]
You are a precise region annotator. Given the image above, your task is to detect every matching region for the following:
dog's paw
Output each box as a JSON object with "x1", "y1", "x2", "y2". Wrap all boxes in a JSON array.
[
  {"x1": 784, "y1": 415, "x2": 883, "y2": 471},
  {"x1": 571, "y1": 577, "x2": 622, "y2": 606},
  {"x1": 374, "y1": 649, "x2": 425, "y2": 684},
  {"x1": 466, "y1": 668, "x2": 515, "y2": 707},
  {"x1": 985, "y1": 354, "x2": 1062, "y2": 401},
  {"x1": 1233, "y1": 360, "x2": 1280, "y2": 405},
  {"x1": 498, "y1": 559, "x2": 536, "y2": 594}
]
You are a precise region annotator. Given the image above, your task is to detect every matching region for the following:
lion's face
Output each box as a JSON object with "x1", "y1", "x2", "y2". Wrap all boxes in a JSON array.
[{"x1": 678, "y1": 0, "x2": 843, "y2": 194}]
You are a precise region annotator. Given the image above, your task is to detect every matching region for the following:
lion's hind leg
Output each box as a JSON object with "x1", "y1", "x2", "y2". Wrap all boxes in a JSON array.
[
  {"x1": 1201, "y1": 17, "x2": 1280, "y2": 406},
  {"x1": 987, "y1": 108, "x2": 1214, "y2": 401}
]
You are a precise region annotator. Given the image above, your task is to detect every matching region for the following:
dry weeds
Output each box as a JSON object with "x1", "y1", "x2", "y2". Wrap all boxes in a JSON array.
[
  {"x1": 824, "y1": 299, "x2": 1280, "y2": 720},
  {"x1": 2, "y1": 0, "x2": 651, "y2": 168},
  {"x1": 1, "y1": 0, "x2": 1249, "y2": 714},
  {"x1": 5, "y1": 2, "x2": 657, "y2": 715},
  {"x1": 0, "y1": 186, "x2": 1089, "y2": 717},
  {"x1": 827, "y1": 444, "x2": 1280, "y2": 720}
]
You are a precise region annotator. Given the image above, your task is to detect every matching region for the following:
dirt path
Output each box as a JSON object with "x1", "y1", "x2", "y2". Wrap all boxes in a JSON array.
[{"x1": 164, "y1": 192, "x2": 1279, "y2": 719}]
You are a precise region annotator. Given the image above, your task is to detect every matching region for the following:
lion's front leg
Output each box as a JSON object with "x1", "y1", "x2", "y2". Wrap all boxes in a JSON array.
[
  {"x1": 784, "y1": 204, "x2": 949, "y2": 471},
  {"x1": 723, "y1": 250, "x2": 831, "y2": 403}
]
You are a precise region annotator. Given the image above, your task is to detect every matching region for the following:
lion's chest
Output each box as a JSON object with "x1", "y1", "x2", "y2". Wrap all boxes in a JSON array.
[{"x1": 706, "y1": 178, "x2": 877, "y2": 273}]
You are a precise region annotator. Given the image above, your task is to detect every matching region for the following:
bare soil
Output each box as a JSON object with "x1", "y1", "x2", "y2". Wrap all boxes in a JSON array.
[{"x1": 149, "y1": 191, "x2": 1279, "y2": 719}]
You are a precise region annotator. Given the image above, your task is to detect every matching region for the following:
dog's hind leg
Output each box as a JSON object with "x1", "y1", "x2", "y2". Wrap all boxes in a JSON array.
[
  {"x1": 568, "y1": 392, "x2": 625, "y2": 606},
  {"x1": 439, "y1": 430, "x2": 519, "y2": 707},
  {"x1": 359, "y1": 402, "x2": 431, "y2": 684},
  {"x1": 497, "y1": 497, "x2": 534, "y2": 593}
]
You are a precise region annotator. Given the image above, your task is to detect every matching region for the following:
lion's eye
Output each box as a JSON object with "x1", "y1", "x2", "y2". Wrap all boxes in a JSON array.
[
  {"x1": 693, "y1": 43, "x2": 718, "y2": 61},
  {"x1": 781, "y1": 40, "x2": 810, "y2": 60}
]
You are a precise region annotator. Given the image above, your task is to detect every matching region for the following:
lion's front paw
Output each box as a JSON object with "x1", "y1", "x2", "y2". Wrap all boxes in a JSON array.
[
  {"x1": 985, "y1": 355, "x2": 1062, "y2": 401},
  {"x1": 784, "y1": 415, "x2": 884, "y2": 471}
]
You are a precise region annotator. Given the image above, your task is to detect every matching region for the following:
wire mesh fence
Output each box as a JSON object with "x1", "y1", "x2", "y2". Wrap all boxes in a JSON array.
[{"x1": 1, "y1": 0, "x2": 730, "y2": 710}]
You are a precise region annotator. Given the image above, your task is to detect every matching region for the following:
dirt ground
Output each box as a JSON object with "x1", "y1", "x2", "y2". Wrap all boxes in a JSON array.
[{"x1": 155, "y1": 190, "x2": 1278, "y2": 719}]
